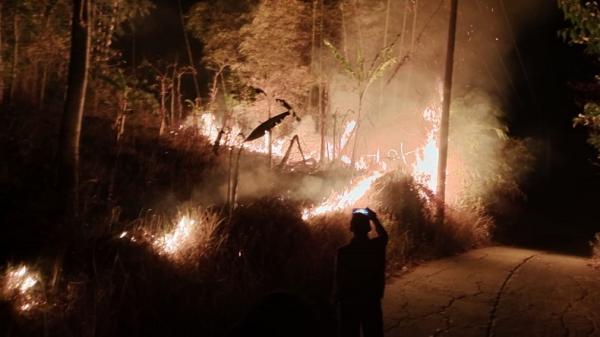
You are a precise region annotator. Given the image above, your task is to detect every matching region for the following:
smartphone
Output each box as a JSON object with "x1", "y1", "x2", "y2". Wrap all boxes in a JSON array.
[{"x1": 352, "y1": 208, "x2": 370, "y2": 216}]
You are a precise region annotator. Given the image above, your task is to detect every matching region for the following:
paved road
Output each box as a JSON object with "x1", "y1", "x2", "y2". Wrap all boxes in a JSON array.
[{"x1": 383, "y1": 246, "x2": 600, "y2": 337}]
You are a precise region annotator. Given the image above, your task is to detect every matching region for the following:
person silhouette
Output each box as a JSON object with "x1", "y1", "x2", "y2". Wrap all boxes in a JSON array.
[{"x1": 335, "y1": 208, "x2": 388, "y2": 337}]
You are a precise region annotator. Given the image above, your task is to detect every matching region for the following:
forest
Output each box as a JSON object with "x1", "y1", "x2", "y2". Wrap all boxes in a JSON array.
[{"x1": 1, "y1": 0, "x2": 599, "y2": 336}]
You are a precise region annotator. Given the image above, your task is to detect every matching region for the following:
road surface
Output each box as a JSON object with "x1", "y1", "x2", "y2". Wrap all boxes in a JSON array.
[{"x1": 383, "y1": 246, "x2": 600, "y2": 337}]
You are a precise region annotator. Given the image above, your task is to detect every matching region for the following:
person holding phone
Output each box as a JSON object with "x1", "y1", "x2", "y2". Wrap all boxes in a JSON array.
[{"x1": 335, "y1": 207, "x2": 388, "y2": 337}]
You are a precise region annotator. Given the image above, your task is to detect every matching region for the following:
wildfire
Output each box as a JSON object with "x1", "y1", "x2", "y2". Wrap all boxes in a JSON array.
[
  {"x1": 152, "y1": 215, "x2": 196, "y2": 256},
  {"x1": 191, "y1": 113, "x2": 294, "y2": 158},
  {"x1": 1, "y1": 264, "x2": 44, "y2": 312},
  {"x1": 302, "y1": 171, "x2": 383, "y2": 220},
  {"x1": 118, "y1": 209, "x2": 222, "y2": 262},
  {"x1": 412, "y1": 107, "x2": 441, "y2": 193}
]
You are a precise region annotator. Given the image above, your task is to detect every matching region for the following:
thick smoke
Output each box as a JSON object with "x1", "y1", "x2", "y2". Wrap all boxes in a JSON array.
[
  {"x1": 187, "y1": 0, "x2": 548, "y2": 210},
  {"x1": 319, "y1": 0, "x2": 545, "y2": 206}
]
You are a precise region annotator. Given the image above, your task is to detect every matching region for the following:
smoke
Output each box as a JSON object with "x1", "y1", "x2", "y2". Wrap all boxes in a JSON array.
[
  {"x1": 316, "y1": 0, "x2": 547, "y2": 208},
  {"x1": 187, "y1": 0, "x2": 549, "y2": 212}
]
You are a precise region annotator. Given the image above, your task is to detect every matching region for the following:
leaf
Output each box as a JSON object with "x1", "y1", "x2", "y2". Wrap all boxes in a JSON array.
[
  {"x1": 364, "y1": 57, "x2": 397, "y2": 92},
  {"x1": 324, "y1": 39, "x2": 356, "y2": 79}
]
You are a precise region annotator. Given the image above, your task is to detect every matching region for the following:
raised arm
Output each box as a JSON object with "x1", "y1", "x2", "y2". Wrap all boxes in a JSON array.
[{"x1": 367, "y1": 208, "x2": 388, "y2": 241}]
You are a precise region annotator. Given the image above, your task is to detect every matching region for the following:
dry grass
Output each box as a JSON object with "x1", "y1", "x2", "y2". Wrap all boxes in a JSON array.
[
  {"x1": 1, "y1": 109, "x2": 499, "y2": 336},
  {"x1": 372, "y1": 171, "x2": 492, "y2": 260}
]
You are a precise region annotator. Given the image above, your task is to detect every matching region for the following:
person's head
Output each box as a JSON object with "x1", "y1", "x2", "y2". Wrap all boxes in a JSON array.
[{"x1": 350, "y1": 213, "x2": 371, "y2": 237}]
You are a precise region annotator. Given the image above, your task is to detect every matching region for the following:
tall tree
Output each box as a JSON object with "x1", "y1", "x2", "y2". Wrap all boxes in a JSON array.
[
  {"x1": 8, "y1": 9, "x2": 19, "y2": 104},
  {"x1": 58, "y1": 0, "x2": 91, "y2": 222}
]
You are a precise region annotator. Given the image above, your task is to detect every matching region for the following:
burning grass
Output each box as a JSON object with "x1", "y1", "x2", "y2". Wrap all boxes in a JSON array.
[
  {"x1": 0, "y1": 175, "x2": 494, "y2": 336},
  {"x1": 302, "y1": 171, "x2": 383, "y2": 220},
  {"x1": 0, "y1": 107, "x2": 501, "y2": 337},
  {"x1": 1, "y1": 264, "x2": 45, "y2": 314},
  {"x1": 120, "y1": 206, "x2": 223, "y2": 264},
  {"x1": 373, "y1": 171, "x2": 491, "y2": 260}
]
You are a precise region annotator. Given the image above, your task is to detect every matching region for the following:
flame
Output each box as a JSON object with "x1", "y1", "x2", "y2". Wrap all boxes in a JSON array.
[
  {"x1": 412, "y1": 107, "x2": 441, "y2": 193},
  {"x1": 189, "y1": 113, "x2": 305, "y2": 159},
  {"x1": 152, "y1": 215, "x2": 196, "y2": 256},
  {"x1": 2, "y1": 265, "x2": 44, "y2": 312},
  {"x1": 118, "y1": 209, "x2": 222, "y2": 263},
  {"x1": 302, "y1": 171, "x2": 383, "y2": 220}
]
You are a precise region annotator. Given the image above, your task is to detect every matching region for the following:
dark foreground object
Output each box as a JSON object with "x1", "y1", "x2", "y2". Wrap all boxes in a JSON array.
[{"x1": 228, "y1": 292, "x2": 315, "y2": 337}]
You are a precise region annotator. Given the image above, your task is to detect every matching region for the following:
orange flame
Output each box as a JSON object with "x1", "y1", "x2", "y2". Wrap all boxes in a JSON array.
[
  {"x1": 302, "y1": 171, "x2": 383, "y2": 220},
  {"x1": 152, "y1": 215, "x2": 196, "y2": 256},
  {"x1": 2, "y1": 265, "x2": 44, "y2": 312},
  {"x1": 412, "y1": 107, "x2": 441, "y2": 193}
]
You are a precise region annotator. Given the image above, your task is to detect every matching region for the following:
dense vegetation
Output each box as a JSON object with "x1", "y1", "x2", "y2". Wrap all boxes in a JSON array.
[{"x1": 4, "y1": 0, "x2": 591, "y2": 335}]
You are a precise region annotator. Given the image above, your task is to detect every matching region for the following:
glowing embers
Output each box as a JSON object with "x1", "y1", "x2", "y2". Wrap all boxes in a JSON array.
[
  {"x1": 412, "y1": 106, "x2": 441, "y2": 193},
  {"x1": 302, "y1": 171, "x2": 383, "y2": 220},
  {"x1": 1, "y1": 265, "x2": 44, "y2": 313}
]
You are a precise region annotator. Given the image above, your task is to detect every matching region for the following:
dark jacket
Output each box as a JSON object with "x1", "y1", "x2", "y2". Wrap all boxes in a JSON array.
[{"x1": 335, "y1": 236, "x2": 388, "y2": 302}]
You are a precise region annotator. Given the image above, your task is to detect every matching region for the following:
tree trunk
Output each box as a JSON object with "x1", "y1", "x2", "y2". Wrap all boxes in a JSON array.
[
  {"x1": 39, "y1": 64, "x2": 49, "y2": 111},
  {"x1": 159, "y1": 77, "x2": 168, "y2": 136},
  {"x1": 38, "y1": 1, "x2": 58, "y2": 112},
  {"x1": 177, "y1": 73, "x2": 183, "y2": 121},
  {"x1": 267, "y1": 96, "x2": 273, "y2": 168},
  {"x1": 230, "y1": 147, "x2": 244, "y2": 215},
  {"x1": 318, "y1": 0, "x2": 326, "y2": 163},
  {"x1": 170, "y1": 63, "x2": 177, "y2": 125},
  {"x1": 58, "y1": 0, "x2": 91, "y2": 223},
  {"x1": 332, "y1": 109, "x2": 338, "y2": 160},
  {"x1": 0, "y1": 5, "x2": 4, "y2": 105},
  {"x1": 208, "y1": 65, "x2": 225, "y2": 109},
  {"x1": 436, "y1": 0, "x2": 458, "y2": 223},
  {"x1": 8, "y1": 13, "x2": 19, "y2": 104},
  {"x1": 394, "y1": 0, "x2": 410, "y2": 110},
  {"x1": 310, "y1": 0, "x2": 317, "y2": 75},
  {"x1": 177, "y1": 0, "x2": 201, "y2": 99},
  {"x1": 350, "y1": 91, "x2": 364, "y2": 166},
  {"x1": 377, "y1": 0, "x2": 392, "y2": 114},
  {"x1": 220, "y1": 72, "x2": 228, "y2": 123},
  {"x1": 31, "y1": 62, "x2": 40, "y2": 107},
  {"x1": 402, "y1": 0, "x2": 418, "y2": 106}
]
